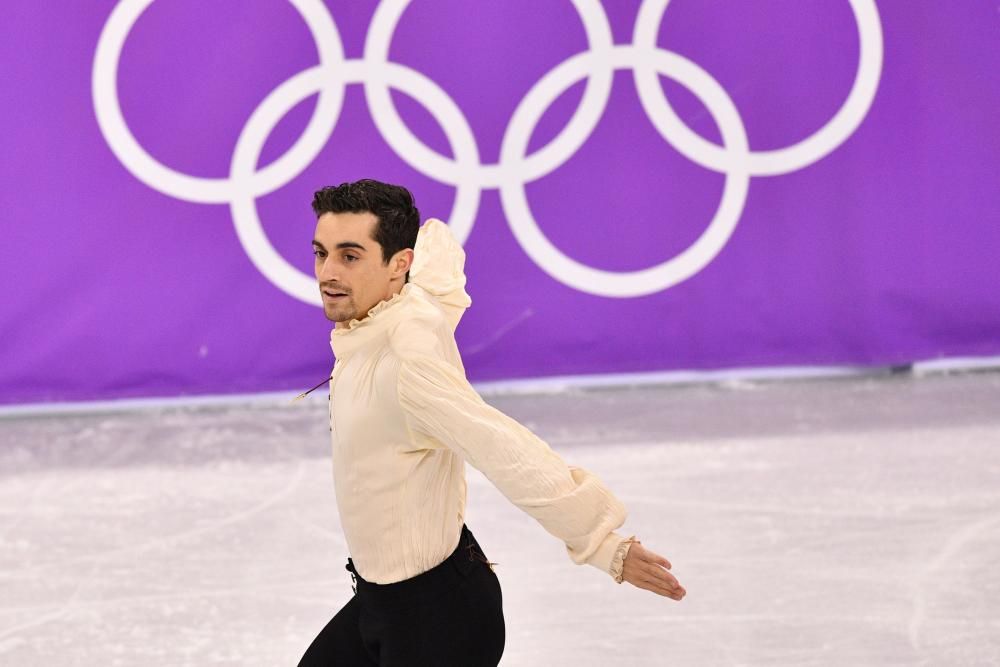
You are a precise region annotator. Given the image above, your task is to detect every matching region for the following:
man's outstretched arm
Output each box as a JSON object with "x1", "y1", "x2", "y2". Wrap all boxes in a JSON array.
[
  {"x1": 396, "y1": 347, "x2": 625, "y2": 571},
  {"x1": 388, "y1": 307, "x2": 684, "y2": 598},
  {"x1": 395, "y1": 349, "x2": 684, "y2": 599}
]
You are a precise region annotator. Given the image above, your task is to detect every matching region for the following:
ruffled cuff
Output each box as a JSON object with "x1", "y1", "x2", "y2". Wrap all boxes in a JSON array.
[
  {"x1": 584, "y1": 530, "x2": 636, "y2": 581},
  {"x1": 610, "y1": 535, "x2": 639, "y2": 584}
]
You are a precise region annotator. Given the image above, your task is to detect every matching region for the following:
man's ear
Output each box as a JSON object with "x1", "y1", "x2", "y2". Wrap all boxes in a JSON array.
[{"x1": 392, "y1": 248, "x2": 414, "y2": 280}]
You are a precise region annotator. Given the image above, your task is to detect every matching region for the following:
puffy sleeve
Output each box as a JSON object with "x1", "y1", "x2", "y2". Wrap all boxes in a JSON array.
[
  {"x1": 409, "y1": 218, "x2": 472, "y2": 333},
  {"x1": 392, "y1": 319, "x2": 633, "y2": 579}
]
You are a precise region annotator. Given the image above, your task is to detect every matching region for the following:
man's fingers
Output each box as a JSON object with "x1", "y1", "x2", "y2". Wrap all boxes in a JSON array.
[
  {"x1": 634, "y1": 543, "x2": 671, "y2": 570},
  {"x1": 635, "y1": 574, "x2": 683, "y2": 599},
  {"x1": 629, "y1": 562, "x2": 684, "y2": 597},
  {"x1": 633, "y1": 575, "x2": 664, "y2": 596},
  {"x1": 637, "y1": 561, "x2": 683, "y2": 592},
  {"x1": 651, "y1": 551, "x2": 671, "y2": 570}
]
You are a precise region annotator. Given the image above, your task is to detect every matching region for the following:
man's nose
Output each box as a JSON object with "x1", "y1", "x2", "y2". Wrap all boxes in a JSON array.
[{"x1": 317, "y1": 256, "x2": 339, "y2": 282}]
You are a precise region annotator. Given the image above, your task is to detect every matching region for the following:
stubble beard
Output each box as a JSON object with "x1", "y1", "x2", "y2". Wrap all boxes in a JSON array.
[{"x1": 325, "y1": 298, "x2": 355, "y2": 323}]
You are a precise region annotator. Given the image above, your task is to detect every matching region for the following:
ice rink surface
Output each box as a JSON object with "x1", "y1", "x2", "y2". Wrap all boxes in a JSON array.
[{"x1": 1, "y1": 369, "x2": 998, "y2": 666}]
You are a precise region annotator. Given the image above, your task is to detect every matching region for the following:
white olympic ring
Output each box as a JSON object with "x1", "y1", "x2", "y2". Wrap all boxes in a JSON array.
[
  {"x1": 92, "y1": 0, "x2": 883, "y2": 301},
  {"x1": 93, "y1": 0, "x2": 346, "y2": 204},
  {"x1": 633, "y1": 0, "x2": 884, "y2": 177}
]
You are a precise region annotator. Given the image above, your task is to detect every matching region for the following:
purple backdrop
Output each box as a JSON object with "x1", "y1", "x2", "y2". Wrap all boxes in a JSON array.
[{"x1": 1, "y1": 0, "x2": 998, "y2": 405}]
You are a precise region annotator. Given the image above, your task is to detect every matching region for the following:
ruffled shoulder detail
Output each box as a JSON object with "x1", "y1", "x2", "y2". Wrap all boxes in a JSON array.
[
  {"x1": 410, "y1": 219, "x2": 472, "y2": 332},
  {"x1": 410, "y1": 218, "x2": 468, "y2": 296},
  {"x1": 611, "y1": 535, "x2": 639, "y2": 584}
]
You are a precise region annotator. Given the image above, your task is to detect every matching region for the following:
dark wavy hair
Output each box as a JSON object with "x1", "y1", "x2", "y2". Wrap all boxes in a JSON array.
[{"x1": 311, "y1": 179, "x2": 420, "y2": 282}]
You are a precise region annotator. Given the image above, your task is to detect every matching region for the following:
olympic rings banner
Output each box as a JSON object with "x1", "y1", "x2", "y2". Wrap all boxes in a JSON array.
[{"x1": 2, "y1": 1, "x2": 998, "y2": 405}]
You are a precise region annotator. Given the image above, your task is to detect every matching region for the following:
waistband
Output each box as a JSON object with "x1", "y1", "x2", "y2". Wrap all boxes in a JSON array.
[{"x1": 345, "y1": 524, "x2": 493, "y2": 607}]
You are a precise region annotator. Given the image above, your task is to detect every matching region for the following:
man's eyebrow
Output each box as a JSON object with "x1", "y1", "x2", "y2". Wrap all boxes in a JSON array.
[{"x1": 311, "y1": 239, "x2": 368, "y2": 252}]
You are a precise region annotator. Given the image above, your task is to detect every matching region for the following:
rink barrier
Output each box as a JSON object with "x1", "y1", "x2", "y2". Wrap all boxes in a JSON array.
[{"x1": 1, "y1": 355, "x2": 998, "y2": 418}]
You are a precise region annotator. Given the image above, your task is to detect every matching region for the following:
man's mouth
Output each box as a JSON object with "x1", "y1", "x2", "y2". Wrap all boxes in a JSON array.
[{"x1": 323, "y1": 290, "x2": 348, "y2": 300}]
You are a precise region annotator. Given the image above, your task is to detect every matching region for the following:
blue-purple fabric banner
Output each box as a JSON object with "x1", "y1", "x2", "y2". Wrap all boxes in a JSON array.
[{"x1": 2, "y1": 1, "x2": 998, "y2": 405}]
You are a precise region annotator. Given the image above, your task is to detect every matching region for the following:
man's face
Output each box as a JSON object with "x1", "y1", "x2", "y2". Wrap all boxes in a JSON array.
[{"x1": 313, "y1": 211, "x2": 412, "y2": 327}]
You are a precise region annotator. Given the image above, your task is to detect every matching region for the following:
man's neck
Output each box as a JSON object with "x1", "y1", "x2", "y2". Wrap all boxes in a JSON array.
[{"x1": 334, "y1": 282, "x2": 406, "y2": 330}]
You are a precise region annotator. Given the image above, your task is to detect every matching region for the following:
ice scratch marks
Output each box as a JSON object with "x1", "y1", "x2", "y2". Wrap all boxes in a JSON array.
[
  {"x1": 0, "y1": 637, "x2": 26, "y2": 655},
  {"x1": 0, "y1": 460, "x2": 307, "y2": 643},
  {"x1": 908, "y1": 511, "x2": 1000, "y2": 651},
  {"x1": 288, "y1": 513, "x2": 342, "y2": 543}
]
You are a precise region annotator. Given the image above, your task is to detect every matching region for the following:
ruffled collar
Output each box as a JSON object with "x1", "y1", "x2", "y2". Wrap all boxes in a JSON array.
[
  {"x1": 332, "y1": 282, "x2": 414, "y2": 335},
  {"x1": 329, "y1": 283, "x2": 427, "y2": 360}
]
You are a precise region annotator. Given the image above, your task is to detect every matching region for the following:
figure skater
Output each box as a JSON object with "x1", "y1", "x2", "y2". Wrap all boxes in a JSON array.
[{"x1": 297, "y1": 179, "x2": 685, "y2": 666}]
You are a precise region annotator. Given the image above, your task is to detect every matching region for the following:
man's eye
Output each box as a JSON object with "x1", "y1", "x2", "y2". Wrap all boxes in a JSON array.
[
  {"x1": 345, "y1": 255, "x2": 358, "y2": 262},
  {"x1": 312, "y1": 250, "x2": 324, "y2": 258}
]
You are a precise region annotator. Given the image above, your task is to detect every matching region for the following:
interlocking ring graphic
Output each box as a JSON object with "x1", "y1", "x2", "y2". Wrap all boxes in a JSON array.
[{"x1": 92, "y1": 0, "x2": 883, "y2": 300}]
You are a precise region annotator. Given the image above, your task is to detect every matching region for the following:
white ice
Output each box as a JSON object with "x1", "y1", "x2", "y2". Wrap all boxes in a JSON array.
[{"x1": 1, "y1": 369, "x2": 998, "y2": 666}]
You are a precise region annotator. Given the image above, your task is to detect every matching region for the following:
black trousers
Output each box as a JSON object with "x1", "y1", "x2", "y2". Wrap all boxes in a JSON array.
[{"x1": 298, "y1": 524, "x2": 505, "y2": 666}]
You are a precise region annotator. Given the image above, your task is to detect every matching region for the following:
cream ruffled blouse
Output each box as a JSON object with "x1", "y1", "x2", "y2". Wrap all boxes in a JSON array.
[{"x1": 328, "y1": 218, "x2": 636, "y2": 585}]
